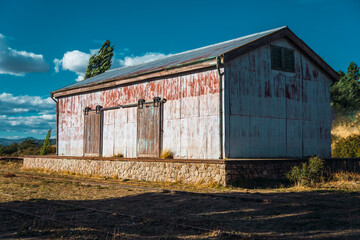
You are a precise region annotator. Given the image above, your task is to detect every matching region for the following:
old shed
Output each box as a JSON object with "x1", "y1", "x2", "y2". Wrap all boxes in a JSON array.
[{"x1": 51, "y1": 26, "x2": 337, "y2": 160}]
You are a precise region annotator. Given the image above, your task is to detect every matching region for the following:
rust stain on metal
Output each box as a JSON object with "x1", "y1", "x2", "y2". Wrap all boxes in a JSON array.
[
  {"x1": 225, "y1": 38, "x2": 331, "y2": 158},
  {"x1": 57, "y1": 34, "x2": 332, "y2": 159},
  {"x1": 58, "y1": 69, "x2": 220, "y2": 158}
]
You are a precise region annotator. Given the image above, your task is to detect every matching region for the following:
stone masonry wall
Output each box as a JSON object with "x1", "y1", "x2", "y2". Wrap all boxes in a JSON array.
[
  {"x1": 225, "y1": 160, "x2": 307, "y2": 184},
  {"x1": 23, "y1": 157, "x2": 360, "y2": 186},
  {"x1": 225, "y1": 159, "x2": 360, "y2": 184},
  {"x1": 23, "y1": 157, "x2": 226, "y2": 186}
]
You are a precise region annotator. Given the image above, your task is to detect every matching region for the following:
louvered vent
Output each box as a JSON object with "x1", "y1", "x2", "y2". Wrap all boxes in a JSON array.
[
  {"x1": 271, "y1": 45, "x2": 295, "y2": 72},
  {"x1": 283, "y1": 48, "x2": 294, "y2": 72},
  {"x1": 271, "y1": 46, "x2": 282, "y2": 70}
]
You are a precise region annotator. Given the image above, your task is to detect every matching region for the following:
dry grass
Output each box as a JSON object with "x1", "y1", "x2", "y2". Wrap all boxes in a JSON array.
[
  {"x1": 1, "y1": 159, "x2": 360, "y2": 239},
  {"x1": 331, "y1": 119, "x2": 360, "y2": 154},
  {"x1": 112, "y1": 153, "x2": 124, "y2": 158},
  {"x1": 331, "y1": 114, "x2": 360, "y2": 150},
  {"x1": 2, "y1": 172, "x2": 16, "y2": 178},
  {"x1": 332, "y1": 171, "x2": 360, "y2": 182},
  {"x1": 160, "y1": 149, "x2": 174, "y2": 159},
  {"x1": 332, "y1": 122, "x2": 360, "y2": 139},
  {"x1": 1, "y1": 161, "x2": 151, "y2": 203}
]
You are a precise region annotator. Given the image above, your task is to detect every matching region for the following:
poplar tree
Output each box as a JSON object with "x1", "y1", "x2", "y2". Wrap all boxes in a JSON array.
[
  {"x1": 40, "y1": 129, "x2": 51, "y2": 155},
  {"x1": 84, "y1": 40, "x2": 114, "y2": 79}
]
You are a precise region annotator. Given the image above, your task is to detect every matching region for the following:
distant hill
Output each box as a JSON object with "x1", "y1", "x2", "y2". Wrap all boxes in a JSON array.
[{"x1": 0, "y1": 137, "x2": 56, "y2": 146}]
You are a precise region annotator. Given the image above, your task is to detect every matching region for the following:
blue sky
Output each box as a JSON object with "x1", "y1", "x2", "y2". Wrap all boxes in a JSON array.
[{"x1": 0, "y1": 0, "x2": 359, "y2": 139}]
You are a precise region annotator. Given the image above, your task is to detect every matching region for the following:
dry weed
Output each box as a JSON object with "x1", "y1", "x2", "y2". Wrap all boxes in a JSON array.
[
  {"x1": 3, "y1": 172, "x2": 16, "y2": 178},
  {"x1": 332, "y1": 172, "x2": 360, "y2": 182},
  {"x1": 332, "y1": 124, "x2": 360, "y2": 139},
  {"x1": 160, "y1": 149, "x2": 174, "y2": 159}
]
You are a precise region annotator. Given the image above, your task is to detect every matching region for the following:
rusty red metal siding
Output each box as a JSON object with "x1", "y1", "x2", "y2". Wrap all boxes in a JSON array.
[{"x1": 57, "y1": 69, "x2": 220, "y2": 158}]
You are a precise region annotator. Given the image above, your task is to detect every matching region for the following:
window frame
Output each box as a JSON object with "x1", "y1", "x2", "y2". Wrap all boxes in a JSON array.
[{"x1": 270, "y1": 45, "x2": 295, "y2": 73}]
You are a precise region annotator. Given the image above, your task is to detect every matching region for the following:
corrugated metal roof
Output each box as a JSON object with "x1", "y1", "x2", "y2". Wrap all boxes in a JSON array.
[{"x1": 54, "y1": 26, "x2": 287, "y2": 93}]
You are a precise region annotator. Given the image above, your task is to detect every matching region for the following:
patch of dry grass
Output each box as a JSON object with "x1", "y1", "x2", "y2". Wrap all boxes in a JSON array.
[
  {"x1": 331, "y1": 114, "x2": 360, "y2": 152},
  {"x1": 332, "y1": 171, "x2": 360, "y2": 182},
  {"x1": 321, "y1": 172, "x2": 360, "y2": 191},
  {"x1": 1, "y1": 165, "x2": 150, "y2": 203},
  {"x1": 160, "y1": 149, "x2": 174, "y2": 159},
  {"x1": 332, "y1": 123, "x2": 360, "y2": 139},
  {"x1": 3, "y1": 172, "x2": 16, "y2": 178},
  {"x1": 112, "y1": 153, "x2": 124, "y2": 158}
]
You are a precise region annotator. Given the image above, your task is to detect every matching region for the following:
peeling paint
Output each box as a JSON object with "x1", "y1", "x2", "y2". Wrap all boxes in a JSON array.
[
  {"x1": 58, "y1": 69, "x2": 220, "y2": 159},
  {"x1": 57, "y1": 37, "x2": 331, "y2": 159},
  {"x1": 225, "y1": 38, "x2": 331, "y2": 158}
]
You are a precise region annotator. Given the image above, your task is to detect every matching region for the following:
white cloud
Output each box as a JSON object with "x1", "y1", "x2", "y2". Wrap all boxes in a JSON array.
[
  {"x1": 53, "y1": 50, "x2": 91, "y2": 82},
  {"x1": 54, "y1": 58, "x2": 61, "y2": 73},
  {"x1": 0, "y1": 92, "x2": 56, "y2": 138},
  {"x1": 2, "y1": 136, "x2": 22, "y2": 140},
  {"x1": 0, "y1": 92, "x2": 55, "y2": 116},
  {"x1": 0, "y1": 33, "x2": 49, "y2": 76},
  {"x1": 116, "y1": 52, "x2": 168, "y2": 67},
  {"x1": 75, "y1": 74, "x2": 85, "y2": 82},
  {"x1": 61, "y1": 50, "x2": 91, "y2": 73},
  {"x1": 13, "y1": 108, "x2": 30, "y2": 113},
  {"x1": 0, "y1": 114, "x2": 56, "y2": 135}
]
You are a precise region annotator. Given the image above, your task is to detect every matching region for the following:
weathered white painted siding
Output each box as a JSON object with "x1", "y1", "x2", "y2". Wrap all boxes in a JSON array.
[
  {"x1": 57, "y1": 69, "x2": 220, "y2": 159},
  {"x1": 225, "y1": 37, "x2": 331, "y2": 158},
  {"x1": 57, "y1": 37, "x2": 331, "y2": 159}
]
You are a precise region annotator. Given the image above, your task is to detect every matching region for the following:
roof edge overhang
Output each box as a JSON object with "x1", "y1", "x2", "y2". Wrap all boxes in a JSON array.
[
  {"x1": 224, "y1": 27, "x2": 339, "y2": 83},
  {"x1": 52, "y1": 57, "x2": 218, "y2": 98}
]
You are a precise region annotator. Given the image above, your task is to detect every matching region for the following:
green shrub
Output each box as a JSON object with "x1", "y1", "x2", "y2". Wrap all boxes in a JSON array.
[
  {"x1": 286, "y1": 157, "x2": 324, "y2": 187},
  {"x1": 332, "y1": 134, "x2": 360, "y2": 158},
  {"x1": 0, "y1": 143, "x2": 18, "y2": 156}
]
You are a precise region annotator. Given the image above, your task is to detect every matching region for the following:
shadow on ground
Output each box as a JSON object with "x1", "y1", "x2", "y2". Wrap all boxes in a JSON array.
[
  {"x1": 229, "y1": 178, "x2": 292, "y2": 189},
  {"x1": 1, "y1": 189, "x2": 359, "y2": 240}
]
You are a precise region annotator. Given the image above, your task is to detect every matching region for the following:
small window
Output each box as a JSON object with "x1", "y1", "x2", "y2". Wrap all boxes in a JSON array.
[{"x1": 271, "y1": 45, "x2": 295, "y2": 72}]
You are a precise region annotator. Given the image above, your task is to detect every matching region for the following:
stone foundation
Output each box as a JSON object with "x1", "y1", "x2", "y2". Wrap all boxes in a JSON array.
[
  {"x1": 23, "y1": 156, "x2": 360, "y2": 186},
  {"x1": 225, "y1": 160, "x2": 305, "y2": 183},
  {"x1": 23, "y1": 156, "x2": 226, "y2": 186},
  {"x1": 225, "y1": 158, "x2": 360, "y2": 184}
]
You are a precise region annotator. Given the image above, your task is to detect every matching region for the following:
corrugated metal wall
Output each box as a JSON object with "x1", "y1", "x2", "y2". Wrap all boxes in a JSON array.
[
  {"x1": 224, "y1": 37, "x2": 331, "y2": 158},
  {"x1": 58, "y1": 37, "x2": 331, "y2": 159},
  {"x1": 57, "y1": 69, "x2": 220, "y2": 159}
]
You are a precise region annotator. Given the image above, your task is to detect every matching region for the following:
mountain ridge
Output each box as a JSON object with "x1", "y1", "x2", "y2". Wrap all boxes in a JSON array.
[{"x1": 0, "y1": 137, "x2": 56, "y2": 146}]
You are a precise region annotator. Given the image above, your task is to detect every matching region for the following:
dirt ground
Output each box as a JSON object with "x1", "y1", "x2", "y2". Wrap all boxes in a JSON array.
[{"x1": 0, "y1": 159, "x2": 359, "y2": 240}]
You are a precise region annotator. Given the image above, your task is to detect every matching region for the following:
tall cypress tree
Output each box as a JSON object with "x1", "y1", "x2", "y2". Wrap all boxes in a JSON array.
[
  {"x1": 40, "y1": 129, "x2": 52, "y2": 155},
  {"x1": 84, "y1": 40, "x2": 114, "y2": 79}
]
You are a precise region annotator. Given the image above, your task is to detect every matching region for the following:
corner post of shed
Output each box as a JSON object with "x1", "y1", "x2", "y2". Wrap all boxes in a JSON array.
[
  {"x1": 216, "y1": 55, "x2": 224, "y2": 159},
  {"x1": 51, "y1": 94, "x2": 58, "y2": 156}
]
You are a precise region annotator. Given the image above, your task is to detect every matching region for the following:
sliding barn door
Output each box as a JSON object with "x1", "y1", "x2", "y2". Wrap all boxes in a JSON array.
[
  {"x1": 137, "y1": 104, "x2": 161, "y2": 158},
  {"x1": 84, "y1": 111, "x2": 102, "y2": 157}
]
